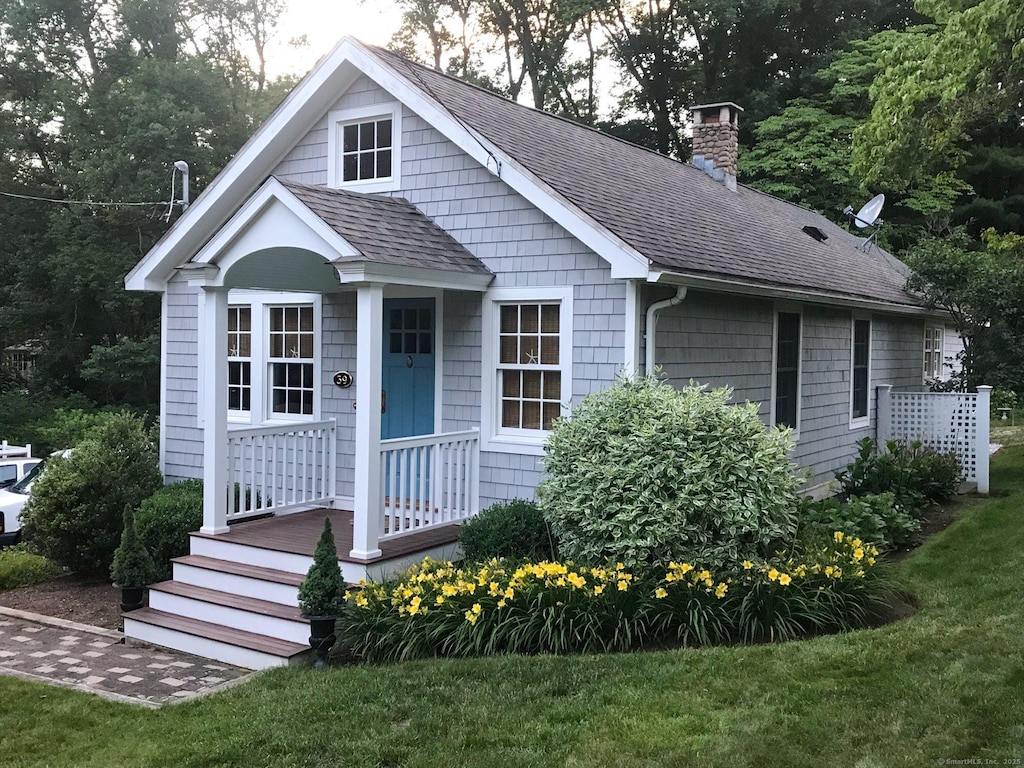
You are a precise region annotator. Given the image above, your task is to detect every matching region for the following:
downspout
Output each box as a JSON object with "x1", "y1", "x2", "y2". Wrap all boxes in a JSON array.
[{"x1": 645, "y1": 286, "x2": 687, "y2": 374}]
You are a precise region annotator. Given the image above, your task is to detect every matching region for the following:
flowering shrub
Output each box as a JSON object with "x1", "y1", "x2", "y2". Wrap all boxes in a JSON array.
[{"x1": 338, "y1": 534, "x2": 891, "y2": 663}]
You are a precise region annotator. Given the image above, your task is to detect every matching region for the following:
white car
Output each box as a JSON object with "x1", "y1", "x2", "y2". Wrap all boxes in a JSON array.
[
  {"x1": 0, "y1": 453, "x2": 66, "y2": 546},
  {"x1": 0, "y1": 457, "x2": 41, "y2": 490}
]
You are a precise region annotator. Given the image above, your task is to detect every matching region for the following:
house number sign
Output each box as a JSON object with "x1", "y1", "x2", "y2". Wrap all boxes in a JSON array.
[{"x1": 333, "y1": 371, "x2": 352, "y2": 388}]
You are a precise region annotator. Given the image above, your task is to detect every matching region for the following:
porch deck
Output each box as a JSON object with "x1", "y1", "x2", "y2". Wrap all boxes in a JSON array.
[{"x1": 192, "y1": 507, "x2": 462, "y2": 564}]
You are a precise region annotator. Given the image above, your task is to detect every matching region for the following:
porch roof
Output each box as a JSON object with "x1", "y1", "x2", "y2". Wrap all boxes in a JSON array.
[{"x1": 279, "y1": 179, "x2": 492, "y2": 277}]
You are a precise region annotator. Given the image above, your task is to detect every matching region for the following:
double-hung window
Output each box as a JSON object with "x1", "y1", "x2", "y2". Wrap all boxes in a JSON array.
[
  {"x1": 773, "y1": 311, "x2": 801, "y2": 430},
  {"x1": 227, "y1": 307, "x2": 252, "y2": 416},
  {"x1": 327, "y1": 102, "x2": 402, "y2": 192},
  {"x1": 924, "y1": 326, "x2": 943, "y2": 381},
  {"x1": 483, "y1": 287, "x2": 573, "y2": 453},
  {"x1": 268, "y1": 306, "x2": 315, "y2": 417},
  {"x1": 851, "y1": 317, "x2": 870, "y2": 424},
  {"x1": 215, "y1": 293, "x2": 320, "y2": 425}
]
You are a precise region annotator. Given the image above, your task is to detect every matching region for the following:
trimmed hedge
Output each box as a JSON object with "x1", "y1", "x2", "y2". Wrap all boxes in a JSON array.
[
  {"x1": 135, "y1": 480, "x2": 203, "y2": 582},
  {"x1": 458, "y1": 499, "x2": 556, "y2": 563}
]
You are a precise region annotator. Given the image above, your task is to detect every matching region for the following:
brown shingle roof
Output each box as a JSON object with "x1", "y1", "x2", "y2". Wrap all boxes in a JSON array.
[
  {"x1": 371, "y1": 46, "x2": 917, "y2": 308},
  {"x1": 280, "y1": 179, "x2": 491, "y2": 276}
]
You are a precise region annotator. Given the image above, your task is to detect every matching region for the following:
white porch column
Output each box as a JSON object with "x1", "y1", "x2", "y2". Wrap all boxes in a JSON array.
[
  {"x1": 200, "y1": 287, "x2": 229, "y2": 535},
  {"x1": 876, "y1": 384, "x2": 893, "y2": 446},
  {"x1": 351, "y1": 282, "x2": 384, "y2": 559},
  {"x1": 976, "y1": 386, "x2": 992, "y2": 495},
  {"x1": 624, "y1": 280, "x2": 642, "y2": 375}
]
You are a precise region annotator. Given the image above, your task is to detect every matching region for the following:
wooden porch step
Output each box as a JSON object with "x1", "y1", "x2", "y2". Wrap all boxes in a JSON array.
[
  {"x1": 124, "y1": 608, "x2": 309, "y2": 668},
  {"x1": 171, "y1": 555, "x2": 306, "y2": 587},
  {"x1": 150, "y1": 580, "x2": 305, "y2": 622}
]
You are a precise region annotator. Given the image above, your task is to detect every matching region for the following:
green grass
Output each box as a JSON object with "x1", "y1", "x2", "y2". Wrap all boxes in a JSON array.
[{"x1": 3, "y1": 450, "x2": 1024, "y2": 767}]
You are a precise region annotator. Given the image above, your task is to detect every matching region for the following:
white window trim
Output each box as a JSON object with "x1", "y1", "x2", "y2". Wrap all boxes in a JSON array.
[
  {"x1": 849, "y1": 314, "x2": 872, "y2": 429},
  {"x1": 481, "y1": 286, "x2": 574, "y2": 456},
  {"x1": 326, "y1": 101, "x2": 403, "y2": 193},
  {"x1": 202, "y1": 290, "x2": 321, "y2": 428},
  {"x1": 923, "y1": 325, "x2": 944, "y2": 383},
  {"x1": 769, "y1": 306, "x2": 802, "y2": 439},
  {"x1": 227, "y1": 305, "x2": 253, "y2": 421}
]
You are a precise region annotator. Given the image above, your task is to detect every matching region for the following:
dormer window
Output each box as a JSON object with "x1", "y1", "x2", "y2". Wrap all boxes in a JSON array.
[{"x1": 327, "y1": 102, "x2": 402, "y2": 192}]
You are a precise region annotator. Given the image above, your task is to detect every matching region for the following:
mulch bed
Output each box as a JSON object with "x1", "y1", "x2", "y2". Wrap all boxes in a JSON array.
[
  {"x1": 0, "y1": 491, "x2": 981, "y2": 635},
  {"x1": 0, "y1": 575, "x2": 122, "y2": 630}
]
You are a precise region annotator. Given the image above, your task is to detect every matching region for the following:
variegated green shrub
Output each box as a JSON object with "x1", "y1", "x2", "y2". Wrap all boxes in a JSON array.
[{"x1": 538, "y1": 376, "x2": 800, "y2": 570}]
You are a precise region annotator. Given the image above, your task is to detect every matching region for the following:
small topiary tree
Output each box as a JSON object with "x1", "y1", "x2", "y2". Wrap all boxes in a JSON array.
[
  {"x1": 538, "y1": 376, "x2": 801, "y2": 570},
  {"x1": 298, "y1": 517, "x2": 347, "y2": 617},
  {"x1": 21, "y1": 412, "x2": 162, "y2": 576},
  {"x1": 458, "y1": 499, "x2": 556, "y2": 562},
  {"x1": 111, "y1": 506, "x2": 158, "y2": 588},
  {"x1": 136, "y1": 480, "x2": 203, "y2": 581}
]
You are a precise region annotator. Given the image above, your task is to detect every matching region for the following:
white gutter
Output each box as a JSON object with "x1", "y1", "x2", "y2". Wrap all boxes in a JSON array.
[{"x1": 645, "y1": 286, "x2": 687, "y2": 374}]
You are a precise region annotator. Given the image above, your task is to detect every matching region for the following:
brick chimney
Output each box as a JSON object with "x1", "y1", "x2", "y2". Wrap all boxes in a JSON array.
[{"x1": 690, "y1": 102, "x2": 743, "y2": 192}]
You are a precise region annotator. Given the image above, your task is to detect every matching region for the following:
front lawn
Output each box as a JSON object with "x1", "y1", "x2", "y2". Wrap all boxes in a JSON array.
[{"x1": 2, "y1": 450, "x2": 1023, "y2": 767}]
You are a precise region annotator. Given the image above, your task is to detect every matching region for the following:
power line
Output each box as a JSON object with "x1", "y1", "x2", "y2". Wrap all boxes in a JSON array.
[{"x1": 0, "y1": 190, "x2": 164, "y2": 207}]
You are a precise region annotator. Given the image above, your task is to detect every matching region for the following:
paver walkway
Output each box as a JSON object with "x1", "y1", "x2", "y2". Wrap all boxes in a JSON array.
[{"x1": 0, "y1": 609, "x2": 255, "y2": 707}]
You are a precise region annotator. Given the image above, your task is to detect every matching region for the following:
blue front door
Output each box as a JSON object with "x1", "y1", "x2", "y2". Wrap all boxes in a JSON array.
[{"x1": 382, "y1": 298, "x2": 435, "y2": 439}]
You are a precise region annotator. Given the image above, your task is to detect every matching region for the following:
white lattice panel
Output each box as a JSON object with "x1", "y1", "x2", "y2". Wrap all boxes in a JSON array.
[{"x1": 888, "y1": 392, "x2": 978, "y2": 482}]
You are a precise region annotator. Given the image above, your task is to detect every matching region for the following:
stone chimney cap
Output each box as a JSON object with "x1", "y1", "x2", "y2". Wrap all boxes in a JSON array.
[
  {"x1": 690, "y1": 101, "x2": 744, "y2": 113},
  {"x1": 690, "y1": 102, "x2": 743, "y2": 126}
]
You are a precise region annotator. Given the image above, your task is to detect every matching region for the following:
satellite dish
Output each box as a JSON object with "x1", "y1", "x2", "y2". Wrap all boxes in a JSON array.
[{"x1": 852, "y1": 193, "x2": 884, "y2": 228}]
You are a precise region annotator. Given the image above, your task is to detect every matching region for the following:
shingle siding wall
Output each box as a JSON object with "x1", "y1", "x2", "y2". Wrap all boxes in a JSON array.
[
  {"x1": 164, "y1": 277, "x2": 203, "y2": 481},
  {"x1": 654, "y1": 290, "x2": 924, "y2": 490},
  {"x1": 321, "y1": 293, "x2": 357, "y2": 500},
  {"x1": 273, "y1": 75, "x2": 624, "y2": 504}
]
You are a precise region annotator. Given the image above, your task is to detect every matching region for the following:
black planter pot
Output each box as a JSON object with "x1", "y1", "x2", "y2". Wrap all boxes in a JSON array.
[
  {"x1": 119, "y1": 586, "x2": 145, "y2": 612},
  {"x1": 305, "y1": 615, "x2": 337, "y2": 667}
]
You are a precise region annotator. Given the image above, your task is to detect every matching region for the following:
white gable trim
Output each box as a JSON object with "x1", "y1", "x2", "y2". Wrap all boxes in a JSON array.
[
  {"x1": 187, "y1": 178, "x2": 359, "y2": 288},
  {"x1": 126, "y1": 37, "x2": 649, "y2": 292}
]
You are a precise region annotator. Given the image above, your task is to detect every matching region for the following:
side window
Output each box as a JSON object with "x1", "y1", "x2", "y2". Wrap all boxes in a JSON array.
[
  {"x1": 227, "y1": 306, "x2": 252, "y2": 415},
  {"x1": 774, "y1": 311, "x2": 801, "y2": 429},
  {"x1": 851, "y1": 318, "x2": 870, "y2": 422},
  {"x1": 924, "y1": 327, "x2": 943, "y2": 380}
]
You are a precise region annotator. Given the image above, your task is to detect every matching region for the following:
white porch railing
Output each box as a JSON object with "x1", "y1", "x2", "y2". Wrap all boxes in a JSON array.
[
  {"x1": 380, "y1": 429, "x2": 480, "y2": 539},
  {"x1": 877, "y1": 385, "x2": 991, "y2": 494},
  {"x1": 226, "y1": 420, "x2": 337, "y2": 521}
]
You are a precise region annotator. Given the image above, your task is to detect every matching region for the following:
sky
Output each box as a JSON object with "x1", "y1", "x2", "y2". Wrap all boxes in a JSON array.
[{"x1": 268, "y1": 0, "x2": 404, "y2": 78}]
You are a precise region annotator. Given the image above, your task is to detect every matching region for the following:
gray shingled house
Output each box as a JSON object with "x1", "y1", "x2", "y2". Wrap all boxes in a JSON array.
[{"x1": 123, "y1": 38, "x2": 957, "y2": 668}]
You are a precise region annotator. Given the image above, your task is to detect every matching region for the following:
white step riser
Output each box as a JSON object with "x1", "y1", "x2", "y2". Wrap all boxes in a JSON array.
[
  {"x1": 172, "y1": 563, "x2": 299, "y2": 607},
  {"x1": 364, "y1": 541, "x2": 462, "y2": 581},
  {"x1": 187, "y1": 536, "x2": 370, "y2": 583},
  {"x1": 122, "y1": 618, "x2": 291, "y2": 671},
  {"x1": 149, "y1": 591, "x2": 309, "y2": 646},
  {"x1": 188, "y1": 537, "x2": 314, "y2": 575}
]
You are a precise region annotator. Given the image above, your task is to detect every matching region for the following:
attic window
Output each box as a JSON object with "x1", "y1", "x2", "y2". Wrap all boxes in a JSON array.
[
  {"x1": 327, "y1": 102, "x2": 403, "y2": 193},
  {"x1": 802, "y1": 225, "x2": 828, "y2": 242}
]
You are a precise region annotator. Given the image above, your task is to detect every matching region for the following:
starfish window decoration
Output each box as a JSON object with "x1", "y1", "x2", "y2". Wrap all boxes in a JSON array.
[{"x1": 524, "y1": 350, "x2": 540, "y2": 364}]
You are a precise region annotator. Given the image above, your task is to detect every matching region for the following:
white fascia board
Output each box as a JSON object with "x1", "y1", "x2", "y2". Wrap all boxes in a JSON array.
[
  {"x1": 125, "y1": 41, "x2": 365, "y2": 292},
  {"x1": 648, "y1": 269, "x2": 938, "y2": 317},
  {"x1": 332, "y1": 261, "x2": 493, "y2": 291},
  {"x1": 191, "y1": 178, "x2": 359, "y2": 283},
  {"x1": 342, "y1": 40, "x2": 650, "y2": 281},
  {"x1": 126, "y1": 36, "x2": 651, "y2": 293}
]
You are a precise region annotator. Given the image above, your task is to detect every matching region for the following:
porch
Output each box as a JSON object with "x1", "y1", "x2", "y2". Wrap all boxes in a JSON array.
[
  {"x1": 125, "y1": 178, "x2": 493, "y2": 668},
  {"x1": 123, "y1": 505, "x2": 465, "y2": 671}
]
